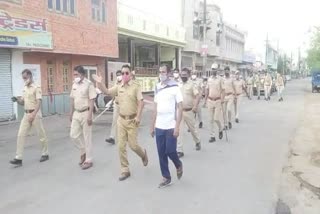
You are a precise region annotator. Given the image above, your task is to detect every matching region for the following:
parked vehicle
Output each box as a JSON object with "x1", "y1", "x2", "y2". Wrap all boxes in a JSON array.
[{"x1": 311, "y1": 70, "x2": 320, "y2": 93}]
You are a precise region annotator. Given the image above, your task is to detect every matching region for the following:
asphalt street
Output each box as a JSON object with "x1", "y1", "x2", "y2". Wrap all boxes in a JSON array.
[{"x1": 0, "y1": 79, "x2": 308, "y2": 214}]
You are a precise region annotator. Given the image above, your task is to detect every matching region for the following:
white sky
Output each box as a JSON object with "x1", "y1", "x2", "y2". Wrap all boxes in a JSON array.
[{"x1": 119, "y1": 0, "x2": 320, "y2": 59}]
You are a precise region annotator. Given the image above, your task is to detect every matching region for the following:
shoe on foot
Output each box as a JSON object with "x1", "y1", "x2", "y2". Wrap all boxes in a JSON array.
[
  {"x1": 235, "y1": 118, "x2": 239, "y2": 123},
  {"x1": 195, "y1": 143, "x2": 201, "y2": 151},
  {"x1": 9, "y1": 158, "x2": 22, "y2": 166},
  {"x1": 81, "y1": 162, "x2": 93, "y2": 170},
  {"x1": 142, "y1": 149, "x2": 148, "y2": 166},
  {"x1": 158, "y1": 178, "x2": 172, "y2": 188},
  {"x1": 177, "y1": 152, "x2": 184, "y2": 158},
  {"x1": 40, "y1": 155, "x2": 49, "y2": 162},
  {"x1": 223, "y1": 126, "x2": 228, "y2": 130},
  {"x1": 79, "y1": 153, "x2": 86, "y2": 166},
  {"x1": 177, "y1": 162, "x2": 183, "y2": 180},
  {"x1": 199, "y1": 122, "x2": 203, "y2": 129},
  {"x1": 219, "y1": 131, "x2": 223, "y2": 140},
  {"x1": 119, "y1": 172, "x2": 131, "y2": 181},
  {"x1": 228, "y1": 122, "x2": 232, "y2": 129},
  {"x1": 105, "y1": 138, "x2": 115, "y2": 144},
  {"x1": 209, "y1": 137, "x2": 216, "y2": 143}
]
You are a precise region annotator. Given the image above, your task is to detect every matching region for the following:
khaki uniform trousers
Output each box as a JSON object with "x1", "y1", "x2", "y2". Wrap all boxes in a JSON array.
[
  {"x1": 117, "y1": 116, "x2": 145, "y2": 173},
  {"x1": 247, "y1": 85, "x2": 253, "y2": 98},
  {"x1": 223, "y1": 95, "x2": 234, "y2": 125},
  {"x1": 109, "y1": 103, "x2": 119, "y2": 139},
  {"x1": 70, "y1": 111, "x2": 93, "y2": 162},
  {"x1": 277, "y1": 86, "x2": 284, "y2": 98},
  {"x1": 264, "y1": 85, "x2": 271, "y2": 99},
  {"x1": 256, "y1": 85, "x2": 261, "y2": 97},
  {"x1": 177, "y1": 110, "x2": 201, "y2": 153},
  {"x1": 234, "y1": 95, "x2": 242, "y2": 119},
  {"x1": 207, "y1": 99, "x2": 223, "y2": 137},
  {"x1": 16, "y1": 113, "x2": 48, "y2": 160}
]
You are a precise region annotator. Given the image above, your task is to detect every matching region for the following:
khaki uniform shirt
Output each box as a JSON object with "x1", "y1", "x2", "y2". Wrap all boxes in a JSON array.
[
  {"x1": 23, "y1": 83, "x2": 42, "y2": 110},
  {"x1": 276, "y1": 76, "x2": 284, "y2": 86},
  {"x1": 207, "y1": 76, "x2": 223, "y2": 99},
  {"x1": 234, "y1": 79, "x2": 245, "y2": 95},
  {"x1": 70, "y1": 78, "x2": 96, "y2": 111},
  {"x1": 114, "y1": 81, "x2": 122, "y2": 104},
  {"x1": 246, "y1": 76, "x2": 254, "y2": 85},
  {"x1": 223, "y1": 78, "x2": 235, "y2": 95},
  {"x1": 180, "y1": 80, "x2": 199, "y2": 109},
  {"x1": 254, "y1": 74, "x2": 261, "y2": 86},
  {"x1": 108, "y1": 80, "x2": 143, "y2": 116},
  {"x1": 264, "y1": 74, "x2": 272, "y2": 86}
]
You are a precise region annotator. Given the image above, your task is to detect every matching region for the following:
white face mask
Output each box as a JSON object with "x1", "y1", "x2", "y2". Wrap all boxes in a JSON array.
[
  {"x1": 74, "y1": 77, "x2": 81, "y2": 83},
  {"x1": 173, "y1": 73, "x2": 179, "y2": 78},
  {"x1": 24, "y1": 78, "x2": 31, "y2": 85},
  {"x1": 191, "y1": 75, "x2": 197, "y2": 80},
  {"x1": 117, "y1": 76, "x2": 122, "y2": 82},
  {"x1": 159, "y1": 74, "x2": 167, "y2": 82}
]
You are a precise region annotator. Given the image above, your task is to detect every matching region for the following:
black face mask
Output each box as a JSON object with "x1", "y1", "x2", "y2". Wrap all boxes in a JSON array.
[
  {"x1": 212, "y1": 71, "x2": 217, "y2": 76},
  {"x1": 181, "y1": 77, "x2": 188, "y2": 82}
]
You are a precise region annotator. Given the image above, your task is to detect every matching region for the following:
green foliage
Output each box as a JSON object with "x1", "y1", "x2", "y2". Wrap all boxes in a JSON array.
[{"x1": 307, "y1": 27, "x2": 320, "y2": 69}]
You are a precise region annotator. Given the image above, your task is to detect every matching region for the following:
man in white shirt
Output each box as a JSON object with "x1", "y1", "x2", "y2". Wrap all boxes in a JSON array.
[{"x1": 150, "y1": 64, "x2": 184, "y2": 188}]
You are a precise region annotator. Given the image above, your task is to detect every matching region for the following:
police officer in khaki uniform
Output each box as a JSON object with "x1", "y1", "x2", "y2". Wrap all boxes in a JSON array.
[
  {"x1": 276, "y1": 72, "x2": 285, "y2": 102},
  {"x1": 222, "y1": 67, "x2": 236, "y2": 130},
  {"x1": 204, "y1": 63, "x2": 224, "y2": 142},
  {"x1": 254, "y1": 72, "x2": 261, "y2": 100},
  {"x1": 191, "y1": 71, "x2": 203, "y2": 128},
  {"x1": 177, "y1": 68, "x2": 201, "y2": 157},
  {"x1": 246, "y1": 72, "x2": 254, "y2": 99},
  {"x1": 233, "y1": 71, "x2": 246, "y2": 123},
  {"x1": 70, "y1": 66, "x2": 96, "y2": 170},
  {"x1": 105, "y1": 70, "x2": 122, "y2": 144},
  {"x1": 264, "y1": 72, "x2": 273, "y2": 101},
  {"x1": 10, "y1": 69, "x2": 49, "y2": 166},
  {"x1": 93, "y1": 64, "x2": 148, "y2": 181}
]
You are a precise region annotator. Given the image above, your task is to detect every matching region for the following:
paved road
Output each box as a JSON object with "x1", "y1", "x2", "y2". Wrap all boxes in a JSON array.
[{"x1": 0, "y1": 79, "x2": 308, "y2": 214}]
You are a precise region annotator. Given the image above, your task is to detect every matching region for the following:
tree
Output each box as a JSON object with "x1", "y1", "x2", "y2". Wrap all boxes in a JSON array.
[{"x1": 307, "y1": 27, "x2": 320, "y2": 69}]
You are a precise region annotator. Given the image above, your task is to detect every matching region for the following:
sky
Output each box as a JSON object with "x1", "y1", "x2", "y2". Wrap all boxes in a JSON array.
[{"x1": 119, "y1": 0, "x2": 320, "y2": 60}]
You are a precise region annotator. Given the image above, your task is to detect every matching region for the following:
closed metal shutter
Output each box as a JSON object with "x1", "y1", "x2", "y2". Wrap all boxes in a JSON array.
[{"x1": 0, "y1": 49, "x2": 13, "y2": 121}]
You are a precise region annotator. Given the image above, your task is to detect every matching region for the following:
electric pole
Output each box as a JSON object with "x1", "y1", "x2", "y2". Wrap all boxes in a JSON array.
[
  {"x1": 202, "y1": 0, "x2": 207, "y2": 73},
  {"x1": 265, "y1": 33, "x2": 268, "y2": 72}
]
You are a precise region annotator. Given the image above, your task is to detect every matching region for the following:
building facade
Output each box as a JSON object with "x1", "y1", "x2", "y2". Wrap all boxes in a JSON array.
[
  {"x1": 0, "y1": 0, "x2": 118, "y2": 121},
  {"x1": 110, "y1": 1, "x2": 185, "y2": 92}
]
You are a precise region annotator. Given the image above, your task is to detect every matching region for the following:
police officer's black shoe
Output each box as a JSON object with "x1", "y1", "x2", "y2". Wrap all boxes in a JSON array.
[
  {"x1": 40, "y1": 155, "x2": 49, "y2": 162},
  {"x1": 177, "y1": 152, "x2": 184, "y2": 158},
  {"x1": 209, "y1": 137, "x2": 216, "y2": 143},
  {"x1": 219, "y1": 131, "x2": 223, "y2": 140},
  {"x1": 119, "y1": 172, "x2": 131, "y2": 181},
  {"x1": 10, "y1": 158, "x2": 22, "y2": 166},
  {"x1": 195, "y1": 143, "x2": 201, "y2": 151},
  {"x1": 199, "y1": 122, "x2": 203, "y2": 129},
  {"x1": 235, "y1": 118, "x2": 239, "y2": 123},
  {"x1": 105, "y1": 138, "x2": 115, "y2": 144},
  {"x1": 228, "y1": 122, "x2": 232, "y2": 129}
]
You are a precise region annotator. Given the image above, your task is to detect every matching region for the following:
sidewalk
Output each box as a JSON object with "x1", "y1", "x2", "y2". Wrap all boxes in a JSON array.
[{"x1": 277, "y1": 90, "x2": 320, "y2": 213}]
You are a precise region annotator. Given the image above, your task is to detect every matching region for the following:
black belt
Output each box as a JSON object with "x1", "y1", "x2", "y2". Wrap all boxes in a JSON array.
[
  {"x1": 226, "y1": 93, "x2": 233, "y2": 96},
  {"x1": 119, "y1": 114, "x2": 136, "y2": 120},
  {"x1": 183, "y1": 108, "x2": 192, "y2": 112},
  {"x1": 75, "y1": 108, "x2": 89, "y2": 113},
  {"x1": 208, "y1": 97, "x2": 221, "y2": 101},
  {"x1": 25, "y1": 109, "x2": 35, "y2": 114}
]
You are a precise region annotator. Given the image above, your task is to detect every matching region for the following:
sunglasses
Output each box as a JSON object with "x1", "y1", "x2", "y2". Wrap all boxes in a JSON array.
[{"x1": 122, "y1": 72, "x2": 129, "y2": 76}]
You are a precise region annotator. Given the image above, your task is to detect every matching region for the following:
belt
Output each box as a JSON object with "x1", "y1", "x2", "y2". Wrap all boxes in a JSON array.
[
  {"x1": 115, "y1": 102, "x2": 119, "y2": 105},
  {"x1": 226, "y1": 92, "x2": 233, "y2": 96},
  {"x1": 236, "y1": 94, "x2": 242, "y2": 96},
  {"x1": 75, "y1": 108, "x2": 89, "y2": 113},
  {"x1": 25, "y1": 109, "x2": 35, "y2": 114},
  {"x1": 183, "y1": 108, "x2": 193, "y2": 112},
  {"x1": 208, "y1": 97, "x2": 221, "y2": 101},
  {"x1": 119, "y1": 113, "x2": 136, "y2": 120}
]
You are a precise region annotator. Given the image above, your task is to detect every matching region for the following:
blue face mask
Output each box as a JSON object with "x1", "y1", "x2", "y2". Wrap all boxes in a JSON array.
[{"x1": 159, "y1": 74, "x2": 167, "y2": 82}]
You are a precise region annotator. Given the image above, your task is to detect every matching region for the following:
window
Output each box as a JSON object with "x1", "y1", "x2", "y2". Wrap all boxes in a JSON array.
[
  {"x1": 47, "y1": 65, "x2": 55, "y2": 92},
  {"x1": 83, "y1": 66, "x2": 97, "y2": 83},
  {"x1": 62, "y1": 66, "x2": 70, "y2": 92},
  {"x1": 92, "y1": 0, "x2": 106, "y2": 23},
  {"x1": 48, "y1": 0, "x2": 75, "y2": 16},
  {"x1": 193, "y1": 24, "x2": 200, "y2": 39}
]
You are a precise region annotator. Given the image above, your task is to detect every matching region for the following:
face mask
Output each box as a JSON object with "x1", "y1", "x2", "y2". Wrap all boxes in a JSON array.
[
  {"x1": 212, "y1": 71, "x2": 217, "y2": 76},
  {"x1": 24, "y1": 79, "x2": 31, "y2": 85},
  {"x1": 74, "y1": 77, "x2": 81, "y2": 83},
  {"x1": 181, "y1": 77, "x2": 188, "y2": 82},
  {"x1": 122, "y1": 74, "x2": 130, "y2": 83},
  {"x1": 173, "y1": 73, "x2": 179, "y2": 78},
  {"x1": 159, "y1": 74, "x2": 167, "y2": 82},
  {"x1": 117, "y1": 76, "x2": 122, "y2": 82},
  {"x1": 191, "y1": 75, "x2": 196, "y2": 80}
]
